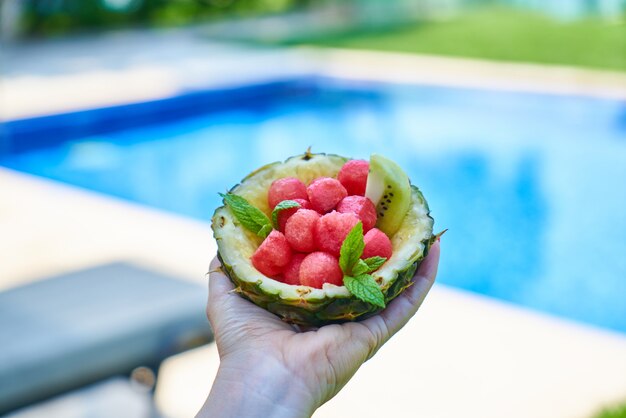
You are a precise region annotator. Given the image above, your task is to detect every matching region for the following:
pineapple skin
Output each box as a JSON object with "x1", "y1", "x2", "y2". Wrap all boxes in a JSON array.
[{"x1": 212, "y1": 153, "x2": 435, "y2": 327}]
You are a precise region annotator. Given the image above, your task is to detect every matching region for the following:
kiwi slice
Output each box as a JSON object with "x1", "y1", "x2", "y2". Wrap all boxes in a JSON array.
[{"x1": 365, "y1": 154, "x2": 411, "y2": 237}]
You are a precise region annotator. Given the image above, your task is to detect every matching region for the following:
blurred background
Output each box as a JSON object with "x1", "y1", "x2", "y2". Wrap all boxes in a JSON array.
[{"x1": 1, "y1": 1, "x2": 625, "y2": 417}]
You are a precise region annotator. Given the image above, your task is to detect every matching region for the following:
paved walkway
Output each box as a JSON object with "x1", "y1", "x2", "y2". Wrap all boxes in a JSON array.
[
  {"x1": 3, "y1": 28, "x2": 626, "y2": 121},
  {"x1": 1, "y1": 29, "x2": 313, "y2": 120},
  {"x1": 311, "y1": 47, "x2": 626, "y2": 100},
  {"x1": 2, "y1": 28, "x2": 626, "y2": 418}
]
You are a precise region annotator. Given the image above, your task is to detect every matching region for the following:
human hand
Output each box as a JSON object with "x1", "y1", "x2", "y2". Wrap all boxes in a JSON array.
[{"x1": 197, "y1": 241, "x2": 440, "y2": 418}]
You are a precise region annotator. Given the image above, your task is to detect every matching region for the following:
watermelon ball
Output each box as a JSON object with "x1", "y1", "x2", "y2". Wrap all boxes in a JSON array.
[
  {"x1": 336, "y1": 195, "x2": 377, "y2": 232},
  {"x1": 362, "y1": 228, "x2": 393, "y2": 260},
  {"x1": 251, "y1": 230, "x2": 292, "y2": 277},
  {"x1": 276, "y1": 198, "x2": 311, "y2": 232},
  {"x1": 285, "y1": 209, "x2": 321, "y2": 252},
  {"x1": 299, "y1": 252, "x2": 343, "y2": 288},
  {"x1": 268, "y1": 177, "x2": 308, "y2": 209},
  {"x1": 282, "y1": 253, "x2": 306, "y2": 286},
  {"x1": 315, "y1": 211, "x2": 360, "y2": 257},
  {"x1": 307, "y1": 177, "x2": 348, "y2": 214},
  {"x1": 338, "y1": 159, "x2": 369, "y2": 196}
]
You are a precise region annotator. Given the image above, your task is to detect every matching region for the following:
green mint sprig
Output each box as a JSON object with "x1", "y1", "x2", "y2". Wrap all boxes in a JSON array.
[
  {"x1": 339, "y1": 222, "x2": 365, "y2": 273},
  {"x1": 362, "y1": 256, "x2": 387, "y2": 272},
  {"x1": 343, "y1": 275, "x2": 386, "y2": 309},
  {"x1": 220, "y1": 193, "x2": 272, "y2": 239},
  {"x1": 339, "y1": 222, "x2": 387, "y2": 308},
  {"x1": 271, "y1": 200, "x2": 302, "y2": 229},
  {"x1": 351, "y1": 257, "x2": 388, "y2": 276}
]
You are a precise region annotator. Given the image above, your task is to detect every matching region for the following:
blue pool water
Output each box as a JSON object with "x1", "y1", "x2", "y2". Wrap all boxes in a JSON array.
[{"x1": 2, "y1": 78, "x2": 626, "y2": 333}]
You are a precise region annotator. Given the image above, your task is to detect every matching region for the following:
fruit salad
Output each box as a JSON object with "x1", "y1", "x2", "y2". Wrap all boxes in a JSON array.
[{"x1": 212, "y1": 152, "x2": 435, "y2": 326}]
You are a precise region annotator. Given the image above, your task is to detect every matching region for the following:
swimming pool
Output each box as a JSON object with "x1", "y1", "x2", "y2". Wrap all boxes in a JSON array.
[{"x1": 2, "y1": 78, "x2": 625, "y2": 334}]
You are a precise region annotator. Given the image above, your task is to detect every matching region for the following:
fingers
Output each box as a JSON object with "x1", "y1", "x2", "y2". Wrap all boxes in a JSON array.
[
  {"x1": 359, "y1": 240, "x2": 441, "y2": 352},
  {"x1": 206, "y1": 256, "x2": 295, "y2": 334}
]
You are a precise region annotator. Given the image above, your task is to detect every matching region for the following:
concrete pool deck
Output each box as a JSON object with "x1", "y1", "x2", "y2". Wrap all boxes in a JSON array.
[
  {"x1": 3, "y1": 29, "x2": 626, "y2": 121},
  {"x1": 2, "y1": 29, "x2": 626, "y2": 417}
]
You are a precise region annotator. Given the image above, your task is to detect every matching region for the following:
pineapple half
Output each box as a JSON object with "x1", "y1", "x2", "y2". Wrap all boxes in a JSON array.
[{"x1": 211, "y1": 153, "x2": 435, "y2": 326}]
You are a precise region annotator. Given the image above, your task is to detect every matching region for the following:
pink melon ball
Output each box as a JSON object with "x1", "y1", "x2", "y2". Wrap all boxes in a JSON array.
[
  {"x1": 282, "y1": 253, "x2": 307, "y2": 285},
  {"x1": 362, "y1": 228, "x2": 393, "y2": 260},
  {"x1": 276, "y1": 198, "x2": 311, "y2": 232},
  {"x1": 299, "y1": 252, "x2": 343, "y2": 288},
  {"x1": 268, "y1": 177, "x2": 308, "y2": 209},
  {"x1": 285, "y1": 209, "x2": 321, "y2": 252},
  {"x1": 315, "y1": 211, "x2": 360, "y2": 257},
  {"x1": 307, "y1": 177, "x2": 347, "y2": 214},
  {"x1": 336, "y1": 195, "x2": 377, "y2": 232},
  {"x1": 251, "y1": 230, "x2": 292, "y2": 277},
  {"x1": 338, "y1": 160, "x2": 369, "y2": 196}
]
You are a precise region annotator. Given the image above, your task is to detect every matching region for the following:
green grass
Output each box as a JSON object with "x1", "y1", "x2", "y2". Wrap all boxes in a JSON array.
[
  {"x1": 595, "y1": 401, "x2": 626, "y2": 418},
  {"x1": 298, "y1": 8, "x2": 626, "y2": 72}
]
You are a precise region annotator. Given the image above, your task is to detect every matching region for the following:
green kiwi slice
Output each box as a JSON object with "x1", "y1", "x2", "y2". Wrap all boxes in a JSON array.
[{"x1": 365, "y1": 154, "x2": 412, "y2": 237}]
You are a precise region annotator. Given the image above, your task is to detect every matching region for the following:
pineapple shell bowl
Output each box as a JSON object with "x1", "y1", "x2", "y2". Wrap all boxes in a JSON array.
[{"x1": 211, "y1": 153, "x2": 435, "y2": 327}]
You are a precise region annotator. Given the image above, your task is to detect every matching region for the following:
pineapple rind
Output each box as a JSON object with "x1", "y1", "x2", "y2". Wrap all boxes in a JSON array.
[{"x1": 211, "y1": 153, "x2": 434, "y2": 326}]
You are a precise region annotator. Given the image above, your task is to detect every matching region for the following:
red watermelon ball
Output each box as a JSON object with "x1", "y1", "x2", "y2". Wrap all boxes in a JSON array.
[
  {"x1": 336, "y1": 195, "x2": 377, "y2": 232},
  {"x1": 276, "y1": 198, "x2": 311, "y2": 232},
  {"x1": 282, "y1": 253, "x2": 307, "y2": 285},
  {"x1": 285, "y1": 209, "x2": 321, "y2": 253},
  {"x1": 299, "y1": 252, "x2": 343, "y2": 288},
  {"x1": 307, "y1": 177, "x2": 347, "y2": 214},
  {"x1": 251, "y1": 230, "x2": 292, "y2": 276},
  {"x1": 315, "y1": 211, "x2": 360, "y2": 257},
  {"x1": 362, "y1": 228, "x2": 393, "y2": 260},
  {"x1": 338, "y1": 159, "x2": 369, "y2": 196},
  {"x1": 268, "y1": 177, "x2": 308, "y2": 209}
]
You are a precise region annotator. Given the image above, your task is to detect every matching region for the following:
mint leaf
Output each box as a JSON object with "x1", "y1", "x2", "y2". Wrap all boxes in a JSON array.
[
  {"x1": 352, "y1": 259, "x2": 369, "y2": 276},
  {"x1": 344, "y1": 274, "x2": 385, "y2": 308},
  {"x1": 220, "y1": 193, "x2": 273, "y2": 239},
  {"x1": 258, "y1": 224, "x2": 273, "y2": 239},
  {"x1": 271, "y1": 200, "x2": 301, "y2": 229},
  {"x1": 340, "y1": 224, "x2": 387, "y2": 307},
  {"x1": 339, "y1": 222, "x2": 364, "y2": 274},
  {"x1": 363, "y1": 256, "x2": 387, "y2": 272}
]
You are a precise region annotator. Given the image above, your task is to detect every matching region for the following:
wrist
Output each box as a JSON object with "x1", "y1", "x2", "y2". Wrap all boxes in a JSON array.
[{"x1": 198, "y1": 352, "x2": 318, "y2": 418}]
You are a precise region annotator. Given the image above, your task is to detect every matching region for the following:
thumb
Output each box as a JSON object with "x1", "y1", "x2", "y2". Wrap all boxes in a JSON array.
[{"x1": 206, "y1": 257, "x2": 237, "y2": 330}]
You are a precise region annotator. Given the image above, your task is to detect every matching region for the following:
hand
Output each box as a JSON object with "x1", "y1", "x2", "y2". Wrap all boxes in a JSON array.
[{"x1": 197, "y1": 241, "x2": 440, "y2": 418}]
